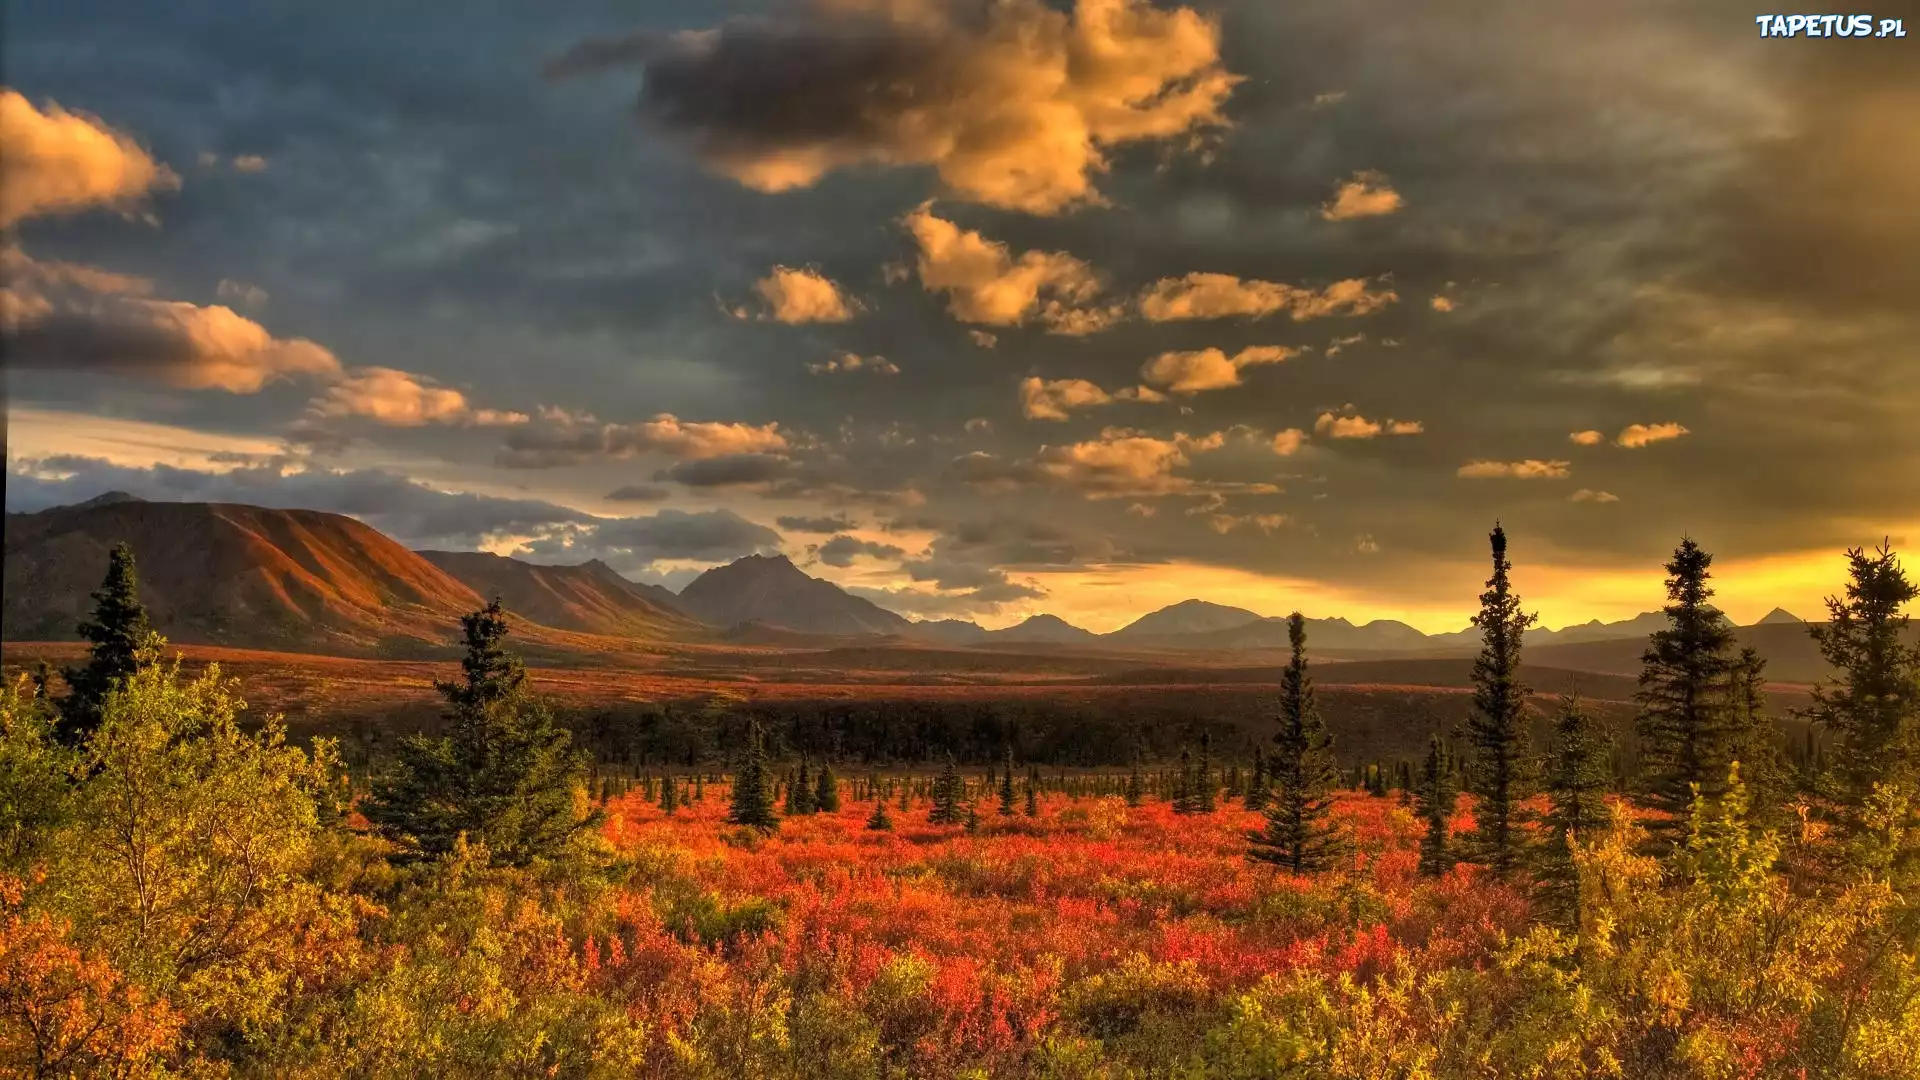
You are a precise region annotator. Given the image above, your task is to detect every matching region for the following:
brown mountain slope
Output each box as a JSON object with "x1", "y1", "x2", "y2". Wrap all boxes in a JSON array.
[
  {"x1": 5, "y1": 500, "x2": 490, "y2": 654},
  {"x1": 676, "y1": 554, "x2": 912, "y2": 636},
  {"x1": 416, "y1": 550, "x2": 701, "y2": 639}
]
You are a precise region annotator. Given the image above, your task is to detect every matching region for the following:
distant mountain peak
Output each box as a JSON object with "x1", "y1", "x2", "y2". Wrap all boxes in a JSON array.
[
  {"x1": 73, "y1": 490, "x2": 145, "y2": 508},
  {"x1": 675, "y1": 552, "x2": 909, "y2": 637},
  {"x1": 1756, "y1": 607, "x2": 1804, "y2": 625}
]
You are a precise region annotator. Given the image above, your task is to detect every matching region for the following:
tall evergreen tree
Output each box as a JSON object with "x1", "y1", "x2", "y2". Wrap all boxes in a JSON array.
[
  {"x1": 1803, "y1": 543, "x2": 1920, "y2": 824},
  {"x1": 660, "y1": 769, "x2": 679, "y2": 814},
  {"x1": 1192, "y1": 732, "x2": 1217, "y2": 813},
  {"x1": 1465, "y1": 524, "x2": 1537, "y2": 877},
  {"x1": 786, "y1": 759, "x2": 816, "y2": 816},
  {"x1": 929, "y1": 753, "x2": 965, "y2": 825},
  {"x1": 1635, "y1": 538, "x2": 1740, "y2": 840},
  {"x1": 1536, "y1": 695, "x2": 1612, "y2": 928},
  {"x1": 815, "y1": 761, "x2": 841, "y2": 813},
  {"x1": 728, "y1": 720, "x2": 780, "y2": 830},
  {"x1": 1171, "y1": 747, "x2": 1196, "y2": 814},
  {"x1": 1025, "y1": 772, "x2": 1039, "y2": 816},
  {"x1": 1415, "y1": 735, "x2": 1459, "y2": 877},
  {"x1": 1249, "y1": 614, "x2": 1346, "y2": 873},
  {"x1": 1729, "y1": 646, "x2": 1788, "y2": 820},
  {"x1": 364, "y1": 600, "x2": 595, "y2": 865},
  {"x1": 998, "y1": 745, "x2": 1017, "y2": 816},
  {"x1": 59, "y1": 542, "x2": 154, "y2": 744},
  {"x1": 1124, "y1": 751, "x2": 1144, "y2": 808}
]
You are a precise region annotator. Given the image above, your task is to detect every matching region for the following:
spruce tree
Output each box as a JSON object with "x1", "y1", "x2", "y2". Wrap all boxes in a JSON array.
[
  {"x1": 364, "y1": 600, "x2": 595, "y2": 865},
  {"x1": 1803, "y1": 543, "x2": 1920, "y2": 824},
  {"x1": 1729, "y1": 646, "x2": 1788, "y2": 820},
  {"x1": 815, "y1": 761, "x2": 841, "y2": 813},
  {"x1": 1025, "y1": 773, "x2": 1039, "y2": 816},
  {"x1": 660, "y1": 770, "x2": 679, "y2": 814},
  {"x1": 1192, "y1": 732, "x2": 1217, "y2": 813},
  {"x1": 786, "y1": 759, "x2": 816, "y2": 816},
  {"x1": 59, "y1": 542, "x2": 154, "y2": 744},
  {"x1": 1125, "y1": 752, "x2": 1144, "y2": 808},
  {"x1": 1537, "y1": 695, "x2": 1612, "y2": 928},
  {"x1": 727, "y1": 720, "x2": 780, "y2": 830},
  {"x1": 1465, "y1": 524, "x2": 1537, "y2": 877},
  {"x1": 929, "y1": 753, "x2": 965, "y2": 825},
  {"x1": 866, "y1": 794, "x2": 893, "y2": 831},
  {"x1": 998, "y1": 745, "x2": 1017, "y2": 815},
  {"x1": 1244, "y1": 746, "x2": 1268, "y2": 812},
  {"x1": 1249, "y1": 614, "x2": 1346, "y2": 873},
  {"x1": 1172, "y1": 747, "x2": 1196, "y2": 814},
  {"x1": 1415, "y1": 735, "x2": 1458, "y2": 877},
  {"x1": 1635, "y1": 538, "x2": 1740, "y2": 840}
]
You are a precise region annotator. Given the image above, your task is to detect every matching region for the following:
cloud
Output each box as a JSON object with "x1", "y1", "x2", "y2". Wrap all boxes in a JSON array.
[
  {"x1": 1615, "y1": 421, "x2": 1690, "y2": 448},
  {"x1": 815, "y1": 534, "x2": 906, "y2": 567},
  {"x1": 1568, "y1": 429, "x2": 1604, "y2": 446},
  {"x1": 1311, "y1": 90, "x2": 1348, "y2": 108},
  {"x1": 903, "y1": 203, "x2": 1121, "y2": 333},
  {"x1": 968, "y1": 330, "x2": 998, "y2": 349},
  {"x1": 3, "y1": 248, "x2": 340, "y2": 393},
  {"x1": 1270, "y1": 428, "x2": 1307, "y2": 456},
  {"x1": 776, "y1": 513, "x2": 858, "y2": 534},
  {"x1": 963, "y1": 418, "x2": 993, "y2": 435},
  {"x1": 548, "y1": 0, "x2": 1239, "y2": 215},
  {"x1": 1206, "y1": 512, "x2": 1288, "y2": 535},
  {"x1": 808, "y1": 351, "x2": 898, "y2": 375},
  {"x1": 1429, "y1": 295, "x2": 1456, "y2": 313},
  {"x1": 1139, "y1": 344, "x2": 1297, "y2": 394},
  {"x1": 1035, "y1": 426, "x2": 1228, "y2": 497},
  {"x1": 747, "y1": 265, "x2": 858, "y2": 323},
  {"x1": 215, "y1": 279, "x2": 268, "y2": 308},
  {"x1": 499, "y1": 411, "x2": 789, "y2": 467},
  {"x1": 231, "y1": 154, "x2": 269, "y2": 173},
  {"x1": 1020, "y1": 377, "x2": 1112, "y2": 421},
  {"x1": 308, "y1": 367, "x2": 529, "y2": 427},
  {"x1": 512, "y1": 508, "x2": 784, "y2": 571},
  {"x1": 1353, "y1": 534, "x2": 1381, "y2": 554},
  {"x1": 1325, "y1": 333, "x2": 1366, "y2": 357},
  {"x1": 1457, "y1": 459, "x2": 1572, "y2": 479},
  {"x1": 1313, "y1": 412, "x2": 1422, "y2": 439},
  {"x1": 0, "y1": 90, "x2": 178, "y2": 226},
  {"x1": 1137, "y1": 273, "x2": 1398, "y2": 321},
  {"x1": 1321, "y1": 170, "x2": 1404, "y2": 221},
  {"x1": 603, "y1": 484, "x2": 670, "y2": 503},
  {"x1": 653, "y1": 452, "x2": 792, "y2": 487},
  {"x1": 5, "y1": 454, "x2": 597, "y2": 550},
  {"x1": 1571, "y1": 489, "x2": 1620, "y2": 503}
]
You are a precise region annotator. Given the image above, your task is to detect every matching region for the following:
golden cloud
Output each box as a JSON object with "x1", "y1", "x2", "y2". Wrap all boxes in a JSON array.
[
  {"x1": 1569, "y1": 429, "x2": 1604, "y2": 446},
  {"x1": 1034, "y1": 426, "x2": 1230, "y2": 497},
  {"x1": 1457, "y1": 459, "x2": 1572, "y2": 479},
  {"x1": 1138, "y1": 344, "x2": 1297, "y2": 394},
  {"x1": 1321, "y1": 170, "x2": 1404, "y2": 221},
  {"x1": 552, "y1": 0, "x2": 1241, "y2": 215},
  {"x1": 1270, "y1": 428, "x2": 1307, "y2": 456},
  {"x1": 500, "y1": 411, "x2": 790, "y2": 467},
  {"x1": 310, "y1": 367, "x2": 529, "y2": 428},
  {"x1": 1137, "y1": 272, "x2": 1398, "y2": 321},
  {"x1": 1314, "y1": 411, "x2": 1422, "y2": 439},
  {"x1": 1615, "y1": 421, "x2": 1690, "y2": 448},
  {"x1": 0, "y1": 90, "x2": 178, "y2": 225},
  {"x1": 1020, "y1": 377, "x2": 1112, "y2": 421},
  {"x1": 1571, "y1": 489, "x2": 1621, "y2": 503},
  {"x1": 903, "y1": 204, "x2": 1121, "y2": 333},
  {"x1": 750, "y1": 265, "x2": 858, "y2": 323},
  {"x1": 809, "y1": 351, "x2": 899, "y2": 375}
]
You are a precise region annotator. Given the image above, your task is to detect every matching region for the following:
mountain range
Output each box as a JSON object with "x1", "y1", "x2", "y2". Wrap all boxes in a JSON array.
[{"x1": 3, "y1": 495, "x2": 1829, "y2": 667}]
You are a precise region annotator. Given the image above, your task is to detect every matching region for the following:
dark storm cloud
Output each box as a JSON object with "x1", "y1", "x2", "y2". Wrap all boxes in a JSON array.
[
  {"x1": 654, "y1": 453, "x2": 793, "y2": 488},
  {"x1": 603, "y1": 484, "x2": 671, "y2": 503},
  {"x1": 813, "y1": 534, "x2": 906, "y2": 568},
  {"x1": 776, "y1": 513, "x2": 858, "y2": 534}
]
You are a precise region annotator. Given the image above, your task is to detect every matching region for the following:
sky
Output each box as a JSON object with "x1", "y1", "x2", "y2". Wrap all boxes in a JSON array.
[{"x1": 4, "y1": 0, "x2": 1917, "y2": 634}]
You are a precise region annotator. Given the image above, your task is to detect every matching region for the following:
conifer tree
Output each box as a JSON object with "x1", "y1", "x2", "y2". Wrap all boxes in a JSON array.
[
  {"x1": 1536, "y1": 694, "x2": 1612, "y2": 927},
  {"x1": 1803, "y1": 543, "x2": 1920, "y2": 825},
  {"x1": 1172, "y1": 747, "x2": 1196, "y2": 814},
  {"x1": 695, "y1": 773, "x2": 705, "y2": 802},
  {"x1": 787, "y1": 759, "x2": 816, "y2": 816},
  {"x1": 1125, "y1": 752, "x2": 1145, "y2": 808},
  {"x1": 964, "y1": 802, "x2": 980, "y2": 834},
  {"x1": 814, "y1": 761, "x2": 841, "y2": 813},
  {"x1": 1415, "y1": 735, "x2": 1458, "y2": 877},
  {"x1": 1025, "y1": 772, "x2": 1039, "y2": 816},
  {"x1": 1636, "y1": 538, "x2": 1740, "y2": 840},
  {"x1": 866, "y1": 794, "x2": 893, "y2": 831},
  {"x1": 364, "y1": 600, "x2": 595, "y2": 865},
  {"x1": 1192, "y1": 732, "x2": 1217, "y2": 813},
  {"x1": 59, "y1": 542, "x2": 154, "y2": 744},
  {"x1": 898, "y1": 775, "x2": 912, "y2": 811},
  {"x1": 929, "y1": 753, "x2": 965, "y2": 825},
  {"x1": 727, "y1": 720, "x2": 780, "y2": 830},
  {"x1": 660, "y1": 769, "x2": 679, "y2": 814},
  {"x1": 1249, "y1": 614, "x2": 1346, "y2": 873},
  {"x1": 1729, "y1": 646, "x2": 1789, "y2": 820},
  {"x1": 1465, "y1": 524, "x2": 1537, "y2": 877},
  {"x1": 999, "y1": 745, "x2": 1017, "y2": 815},
  {"x1": 1244, "y1": 746, "x2": 1268, "y2": 812}
]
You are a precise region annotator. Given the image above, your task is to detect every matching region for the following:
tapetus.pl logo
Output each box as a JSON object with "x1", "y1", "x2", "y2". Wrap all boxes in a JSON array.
[{"x1": 1755, "y1": 13, "x2": 1906, "y2": 36}]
